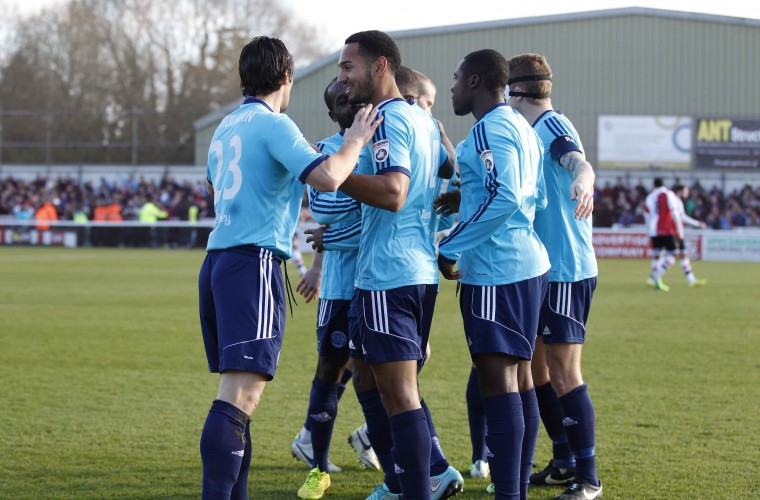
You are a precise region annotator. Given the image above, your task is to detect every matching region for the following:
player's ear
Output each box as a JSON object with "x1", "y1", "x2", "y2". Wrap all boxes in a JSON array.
[
  {"x1": 468, "y1": 73, "x2": 480, "y2": 89},
  {"x1": 375, "y1": 56, "x2": 387, "y2": 75},
  {"x1": 328, "y1": 110, "x2": 337, "y2": 123}
]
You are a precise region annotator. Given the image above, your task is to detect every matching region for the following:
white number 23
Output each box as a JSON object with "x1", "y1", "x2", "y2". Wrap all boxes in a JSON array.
[{"x1": 209, "y1": 135, "x2": 243, "y2": 204}]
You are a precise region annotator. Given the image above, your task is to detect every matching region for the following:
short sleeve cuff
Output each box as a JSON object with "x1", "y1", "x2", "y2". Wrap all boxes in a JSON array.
[
  {"x1": 299, "y1": 154, "x2": 329, "y2": 183},
  {"x1": 376, "y1": 166, "x2": 411, "y2": 177}
]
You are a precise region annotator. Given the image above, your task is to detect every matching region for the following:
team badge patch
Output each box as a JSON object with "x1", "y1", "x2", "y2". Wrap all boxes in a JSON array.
[
  {"x1": 373, "y1": 139, "x2": 390, "y2": 163},
  {"x1": 480, "y1": 150, "x2": 494, "y2": 172},
  {"x1": 331, "y1": 330, "x2": 348, "y2": 348}
]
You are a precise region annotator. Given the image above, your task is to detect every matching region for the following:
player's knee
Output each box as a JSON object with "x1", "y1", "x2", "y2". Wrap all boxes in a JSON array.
[
  {"x1": 378, "y1": 389, "x2": 419, "y2": 416},
  {"x1": 351, "y1": 362, "x2": 376, "y2": 393},
  {"x1": 316, "y1": 355, "x2": 349, "y2": 384},
  {"x1": 549, "y1": 372, "x2": 583, "y2": 397}
]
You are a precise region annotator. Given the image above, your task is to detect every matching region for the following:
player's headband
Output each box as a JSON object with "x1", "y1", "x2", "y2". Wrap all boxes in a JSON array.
[{"x1": 507, "y1": 73, "x2": 552, "y2": 99}]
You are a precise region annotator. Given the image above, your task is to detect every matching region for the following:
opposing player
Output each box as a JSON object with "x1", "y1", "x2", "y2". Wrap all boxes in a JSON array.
[
  {"x1": 197, "y1": 36, "x2": 380, "y2": 500},
  {"x1": 644, "y1": 178, "x2": 683, "y2": 292},
  {"x1": 507, "y1": 53, "x2": 601, "y2": 500},
  {"x1": 337, "y1": 30, "x2": 462, "y2": 500},
  {"x1": 436, "y1": 48, "x2": 549, "y2": 499},
  {"x1": 672, "y1": 184, "x2": 707, "y2": 288}
]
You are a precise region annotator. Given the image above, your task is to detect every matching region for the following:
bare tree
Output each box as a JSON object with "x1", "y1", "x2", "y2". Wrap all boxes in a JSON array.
[{"x1": 0, "y1": 0, "x2": 332, "y2": 164}]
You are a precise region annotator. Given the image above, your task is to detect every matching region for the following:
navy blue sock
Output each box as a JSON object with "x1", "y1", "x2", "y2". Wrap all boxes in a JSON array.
[
  {"x1": 200, "y1": 400, "x2": 250, "y2": 499},
  {"x1": 484, "y1": 392, "x2": 523, "y2": 500},
  {"x1": 520, "y1": 389, "x2": 539, "y2": 500},
  {"x1": 390, "y1": 409, "x2": 431, "y2": 500},
  {"x1": 466, "y1": 367, "x2": 487, "y2": 463},
  {"x1": 535, "y1": 382, "x2": 575, "y2": 469},
  {"x1": 337, "y1": 368, "x2": 353, "y2": 401},
  {"x1": 303, "y1": 368, "x2": 353, "y2": 432},
  {"x1": 357, "y1": 388, "x2": 400, "y2": 493},
  {"x1": 559, "y1": 384, "x2": 599, "y2": 486},
  {"x1": 420, "y1": 399, "x2": 449, "y2": 475},
  {"x1": 230, "y1": 418, "x2": 252, "y2": 500},
  {"x1": 307, "y1": 376, "x2": 340, "y2": 472}
]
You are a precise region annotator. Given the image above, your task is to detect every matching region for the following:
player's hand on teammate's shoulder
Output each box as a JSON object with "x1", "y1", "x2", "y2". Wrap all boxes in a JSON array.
[{"x1": 343, "y1": 104, "x2": 383, "y2": 146}]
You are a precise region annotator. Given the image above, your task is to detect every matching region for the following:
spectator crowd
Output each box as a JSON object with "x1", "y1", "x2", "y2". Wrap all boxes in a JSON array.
[
  {"x1": 593, "y1": 180, "x2": 760, "y2": 229},
  {"x1": 2, "y1": 174, "x2": 760, "y2": 240},
  {"x1": 0, "y1": 174, "x2": 213, "y2": 247}
]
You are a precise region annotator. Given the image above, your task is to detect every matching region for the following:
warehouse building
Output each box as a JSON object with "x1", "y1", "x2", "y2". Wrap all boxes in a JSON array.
[{"x1": 194, "y1": 7, "x2": 760, "y2": 187}]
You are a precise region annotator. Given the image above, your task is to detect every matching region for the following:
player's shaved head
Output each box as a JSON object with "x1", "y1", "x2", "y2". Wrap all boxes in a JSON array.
[{"x1": 461, "y1": 49, "x2": 509, "y2": 94}]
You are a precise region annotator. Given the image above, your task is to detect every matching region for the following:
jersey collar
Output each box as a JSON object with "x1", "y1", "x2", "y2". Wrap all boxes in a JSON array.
[
  {"x1": 377, "y1": 97, "x2": 406, "y2": 110},
  {"x1": 531, "y1": 109, "x2": 563, "y2": 128},
  {"x1": 476, "y1": 102, "x2": 509, "y2": 124},
  {"x1": 242, "y1": 97, "x2": 274, "y2": 112}
]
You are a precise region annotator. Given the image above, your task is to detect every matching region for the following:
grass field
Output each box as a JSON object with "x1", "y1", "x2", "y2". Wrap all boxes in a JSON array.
[{"x1": 1, "y1": 247, "x2": 758, "y2": 499}]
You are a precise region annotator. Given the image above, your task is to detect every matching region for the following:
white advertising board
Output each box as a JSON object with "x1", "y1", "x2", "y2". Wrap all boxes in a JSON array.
[{"x1": 598, "y1": 115, "x2": 691, "y2": 169}]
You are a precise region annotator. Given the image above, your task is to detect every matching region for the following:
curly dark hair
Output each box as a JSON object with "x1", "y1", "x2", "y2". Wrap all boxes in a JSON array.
[{"x1": 344, "y1": 30, "x2": 401, "y2": 73}]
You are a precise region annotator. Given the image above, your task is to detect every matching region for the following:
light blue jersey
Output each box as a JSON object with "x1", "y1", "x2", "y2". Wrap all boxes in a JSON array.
[
  {"x1": 206, "y1": 98, "x2": 327, "y2": 257},
  {"x1": 439, "y1": 103, "x2": 550, "y2": 286},
  {"x1": 354, "y1": 98, "x2": 445, "y2": 290},
  {"x1": 432, "y1": 140, "x2": 465, "y2": 237},
  {"x1": 532, "y1": 110, "x2": 598, "y2": 282},
  {"x1": 309, "y1": 132, "x2": 361, "y2": 300}
]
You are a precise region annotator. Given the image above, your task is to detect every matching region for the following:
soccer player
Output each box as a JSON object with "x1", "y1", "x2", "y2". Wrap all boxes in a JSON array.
[
  {"x1": 644, "y1": 178, "x2": 683, "y2": 292},
  {"x1": 672, "y1": 184, "x2": 707, "y2": 287},
  {"x1": 507, "y1": 53, "x2": 601, "y2": 500},
  {"x1": 436, "y1": 48, "x2": 550, "y2": 500},
  {"x1": 336, "y1": 30, "x2": 462, "y2": 500},
  {"x1": 413, "y1": 70, "x2": 437, "y2": 114},
  {"x1": 197, "y1": 36, "x2": 380, "y2": 500},
  {"x1": 293, "y1": 77, "x2": 381, "y2": 500}
]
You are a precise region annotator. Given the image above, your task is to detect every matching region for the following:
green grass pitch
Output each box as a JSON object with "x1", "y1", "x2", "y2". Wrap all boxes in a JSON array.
[{"x1": 0, "y1": 247, "x2": 758, "y2": 499}]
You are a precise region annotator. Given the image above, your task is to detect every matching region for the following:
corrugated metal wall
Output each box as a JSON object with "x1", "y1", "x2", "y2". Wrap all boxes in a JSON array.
[{"x1": 196, "y1": 10, "x2": 760, "y2": 167}]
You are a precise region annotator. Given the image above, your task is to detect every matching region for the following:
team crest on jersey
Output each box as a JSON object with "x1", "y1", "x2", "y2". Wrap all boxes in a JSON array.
[
  {"x1": 480, "y1": 150, "x2": 494, "y2": 172},
  {"x1": 373, "y1": 139, "x2": 390, "y2": 163}
]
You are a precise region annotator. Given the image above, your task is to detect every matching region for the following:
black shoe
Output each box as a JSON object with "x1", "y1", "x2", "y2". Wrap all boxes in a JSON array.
[
  {"x1": 529, "y1": 460, "x2": 576, "y2": 487},
  {"x1": 553, "y1": 480, "x2": 603, "y2": 500}
]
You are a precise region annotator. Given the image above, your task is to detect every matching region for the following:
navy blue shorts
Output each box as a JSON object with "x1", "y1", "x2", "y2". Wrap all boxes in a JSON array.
[
  {"x1": 349, "y1": 284, "x2": 437, "y2": 365},
  {"x1": 316, "y1": 299, "x2": 351, "y2": 358},
  {"x1": 538, "y1": 277, "x2": 596, "y2": 345},
  {"x1": 460, "y1": 274, "x2": 548, "y2": 361},
  {"x1": 198, "y1": 245, "x2": 285, "y2": 379}
]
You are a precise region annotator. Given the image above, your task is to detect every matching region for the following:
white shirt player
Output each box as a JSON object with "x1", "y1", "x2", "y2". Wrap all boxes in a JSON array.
[{"x1": 644, "y1": 186, "x2": 683, "y2": 238}]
